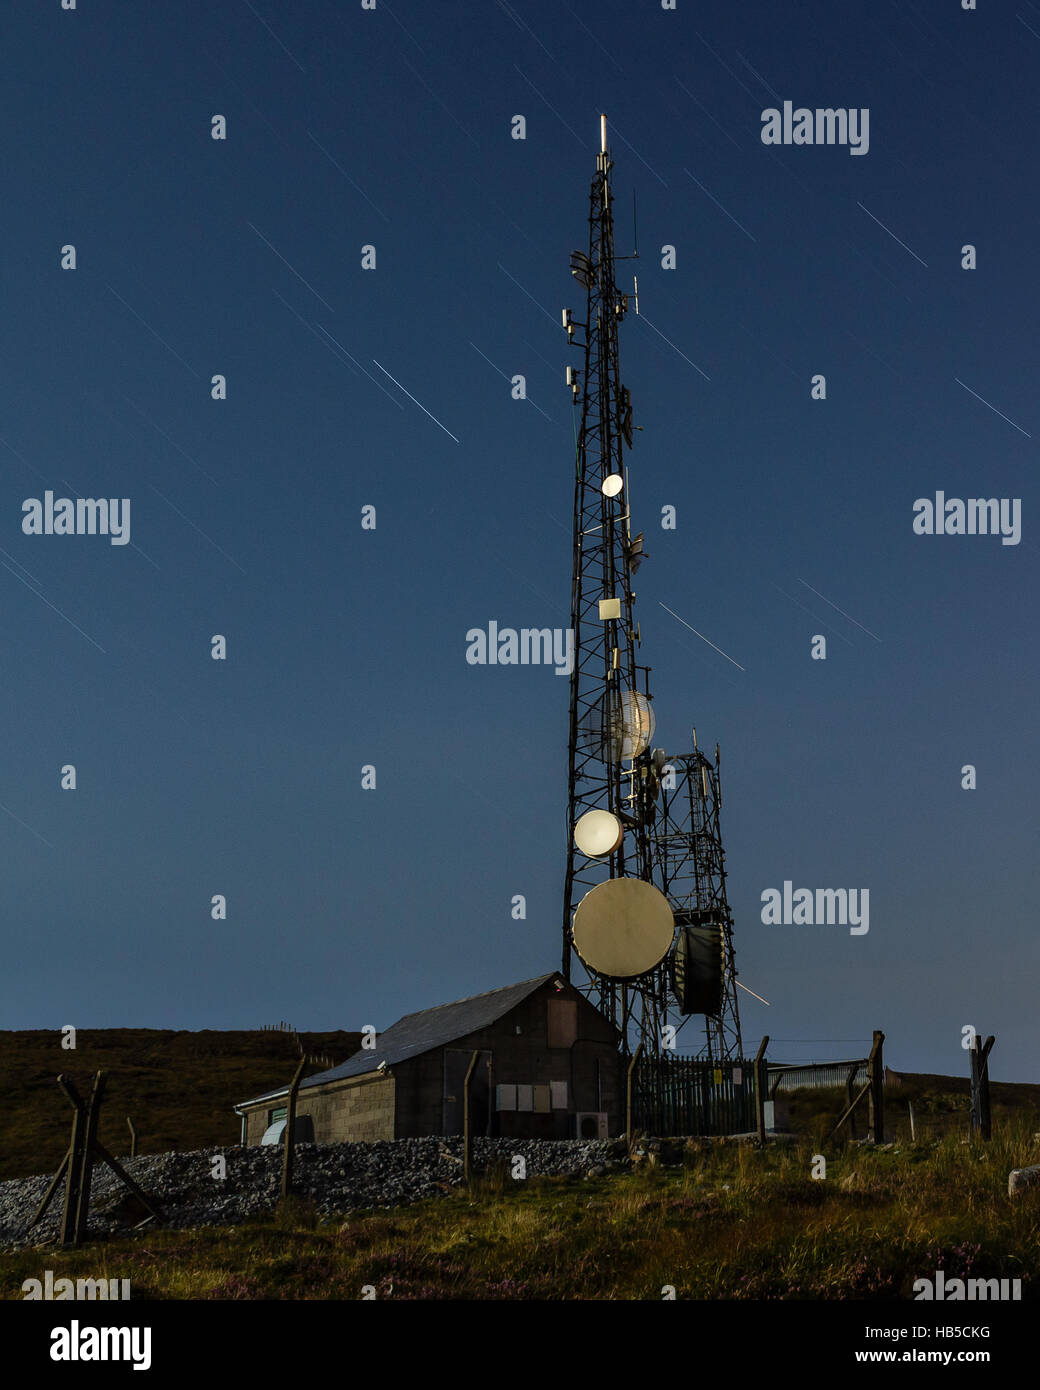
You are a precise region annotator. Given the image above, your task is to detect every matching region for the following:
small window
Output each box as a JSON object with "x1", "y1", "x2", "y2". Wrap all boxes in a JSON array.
[
  {"x1": 268, "y1": 1105, "x2": 287, "y2": 1126},
  {"x1": 496, "y1": 1084, "x2": 517, "y2": 1112}
]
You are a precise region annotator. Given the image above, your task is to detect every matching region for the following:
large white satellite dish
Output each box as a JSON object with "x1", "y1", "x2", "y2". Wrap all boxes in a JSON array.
[{"x1": 572, "y1": 876, "x2": 674, "y2": 980}]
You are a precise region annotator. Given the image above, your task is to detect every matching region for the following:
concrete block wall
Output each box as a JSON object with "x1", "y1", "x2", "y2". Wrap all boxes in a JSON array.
[{"x1": 241, "y1": 1073, "x2": 396, "y2": 1145}]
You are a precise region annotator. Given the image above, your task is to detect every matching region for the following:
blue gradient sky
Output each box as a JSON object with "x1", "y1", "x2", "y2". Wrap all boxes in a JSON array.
[{"x1": 2, "y1": 1, "x2": 1036, "y2": 1081}]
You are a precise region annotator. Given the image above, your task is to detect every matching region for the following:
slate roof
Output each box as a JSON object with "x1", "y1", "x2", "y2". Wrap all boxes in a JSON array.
[{"x1": 235, "y1": 972, "x2": 560, "y2": 1110}]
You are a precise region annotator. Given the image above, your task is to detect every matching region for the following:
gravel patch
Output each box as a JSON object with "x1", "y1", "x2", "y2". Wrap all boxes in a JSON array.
[{"x1": 0, "y1": 1137, "x2": 629, "y2": 1251}]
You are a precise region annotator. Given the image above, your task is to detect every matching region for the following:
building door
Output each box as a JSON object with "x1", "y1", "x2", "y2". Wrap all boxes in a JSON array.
[{"x1": 442, "y1": 1049, "x2": 492, "y2": 1136}]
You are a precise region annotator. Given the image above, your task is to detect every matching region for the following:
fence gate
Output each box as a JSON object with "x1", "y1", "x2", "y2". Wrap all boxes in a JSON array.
[{"x1": 632, "y1": 1056, "x2": 758, "y2": 1137}]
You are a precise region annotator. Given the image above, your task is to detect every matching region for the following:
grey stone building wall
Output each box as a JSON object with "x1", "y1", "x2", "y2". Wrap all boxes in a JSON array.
[{"x1": 242, "y1": 1072, "x2": 396, "y2": 1145}]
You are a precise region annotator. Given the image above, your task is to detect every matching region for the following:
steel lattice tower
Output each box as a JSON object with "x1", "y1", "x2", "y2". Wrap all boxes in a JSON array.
[
  {"x1": 560, "y1": 117, "x2": 743, "y2": 1066},
  {"x1": 560, "y1": 117, "x2": 661, "y2": 1055},
  {"x1": 651, "y1": 740, "x2": 743, "y2": 1063}
]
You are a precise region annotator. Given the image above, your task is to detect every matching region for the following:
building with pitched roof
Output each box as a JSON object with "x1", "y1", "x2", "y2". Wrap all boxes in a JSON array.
[{"x1": 234, "y1": 973, "x2": 623, "y2": 1143}]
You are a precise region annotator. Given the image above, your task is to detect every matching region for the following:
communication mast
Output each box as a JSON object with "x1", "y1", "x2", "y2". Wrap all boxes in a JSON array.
[
  {"x1": 560, "y1": 116, "x2": 742, "y2": 1065},
  {"x1": 560, "y1": 115, "x2": 664, "y2": 1055}
]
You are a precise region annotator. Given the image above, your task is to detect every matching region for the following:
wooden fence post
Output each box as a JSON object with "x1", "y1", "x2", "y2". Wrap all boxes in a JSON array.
[
  {"x1": 970, "y1": 1034, "x2": 995, "y2": 1140},
  {"x1": 126, "y1": 1116, "x2": 137, "y2": 1158},
  {"x1": 29, "y1": 1071, "x2": 161, "y2": 1247},
  {"x1": 57, "y1": 1075, "x2": 87, "y2": 1247},
  {"x1": 625, "y1": 1042, "x2": 644, "y2": 1145},
  {"x1": 74, "y1": 1072, "x2": 106, "y2": 1244},
  {"x1": 867, "y1": 1031, "x2": 885, "y2": 1143},
  {"x1": 463, "y1": 1049, "x2": 480, "y2": 1183},
  {"x1": 281, "y1": 1057, "x2": 307, "y2": 1201},
  {"x1": 979, "y1": 1035, "x2": 994, "y2": 1140},
  {"x1": 754, "y1": 1036, "x2": 769, "y2": 1143}
]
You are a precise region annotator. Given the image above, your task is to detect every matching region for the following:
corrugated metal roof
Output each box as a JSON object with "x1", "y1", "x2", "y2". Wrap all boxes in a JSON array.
[{"x1": 236, "y1": 973, "x2": 560, "y2": 1109}]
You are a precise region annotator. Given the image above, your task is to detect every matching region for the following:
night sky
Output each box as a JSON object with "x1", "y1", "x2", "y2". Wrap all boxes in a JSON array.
[{"x1": 2, "y1": 1, "x2": 1036, "y2": 1082}]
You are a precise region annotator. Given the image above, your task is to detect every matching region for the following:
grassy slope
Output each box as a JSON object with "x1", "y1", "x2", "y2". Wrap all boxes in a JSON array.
[
  {"x1": 0, "y1": 1029, "x2": 361, "y2": 1183},
  {"x1": 4, "y1": 1040, "x2": 1040, "y2": 1299},
  {"x1": 4, "y1": 1128, "x2": 1040, "y2": 1299},
  {"x1": 783, "y1": 1070, "x2": 1040, "y2": 1142}
]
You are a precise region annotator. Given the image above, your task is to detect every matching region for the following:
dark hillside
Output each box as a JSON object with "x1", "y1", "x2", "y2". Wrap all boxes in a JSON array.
[{"x1": 0, "y1": 1029, "x2": 361, "y2": 1181}]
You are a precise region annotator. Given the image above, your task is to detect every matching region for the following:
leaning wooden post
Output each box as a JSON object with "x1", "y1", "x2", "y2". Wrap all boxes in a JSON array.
[
  {"x1": 754, "y1": 1036, "x2": 769, "y2": 1143},
  {"x1": 92, "y1": 1142, "x2": 163, "y2": 1224},
  {"x1": 828, "y1": 1080, "x2": 873, "y2": 1142},
  {"x1": 74, "y1": 1071, "x2": 107, "y2": 1245},
  {"x1": 27, "y1": 1150, "x2": 71, "y2": 1231},
  {"x1": 462, "y1": 1049, "x2": 480, "y2": 1183},
  {"x1": 867, "y1": 1031, "x2": 885, "y2": 1143},
  {"x1": 127, "y1": 1117, "x2": 136, "y2": 1158},
  {"x1": 281, "y1": 1057, "x2": 307, "y2": 1201},
  {"x1": 625, "y1": 1042, "x2": 644, "y2": 1145},
  {"x1": 57, "y1": 1076, "x2": 87, "y2": 1248},
  {"x1": 845, "y1": 1063, "x2": 860, "y2": 1141}
]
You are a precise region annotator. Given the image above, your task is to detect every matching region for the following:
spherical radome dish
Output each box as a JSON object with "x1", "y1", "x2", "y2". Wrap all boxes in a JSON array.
[{"x1": 573, "y1": 808, "x2": 624, "y2": 857}]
